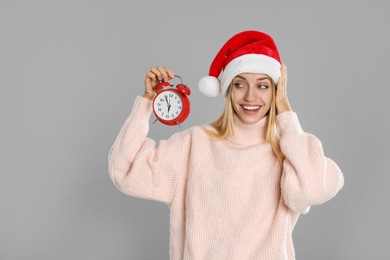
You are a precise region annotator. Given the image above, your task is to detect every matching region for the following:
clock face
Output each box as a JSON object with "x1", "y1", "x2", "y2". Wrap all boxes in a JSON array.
[{"x1": 153, "y1": 91, "x2": 183, "y2": 121}]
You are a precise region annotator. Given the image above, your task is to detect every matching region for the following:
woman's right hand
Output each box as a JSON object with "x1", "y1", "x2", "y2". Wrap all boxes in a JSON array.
[{"x1": 143, "y1": 66, "x2": 175, "y2": 100}]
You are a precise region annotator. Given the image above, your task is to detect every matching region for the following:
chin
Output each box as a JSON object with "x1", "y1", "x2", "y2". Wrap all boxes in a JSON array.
[{"x1": 238, "y1": 115, "x2": 265, "y2": 125}]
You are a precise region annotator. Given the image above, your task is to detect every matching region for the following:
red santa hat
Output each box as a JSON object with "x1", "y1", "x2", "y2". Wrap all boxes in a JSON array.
[{"x1": 198, "y1": 30, "x2": 282, "y2": 97}]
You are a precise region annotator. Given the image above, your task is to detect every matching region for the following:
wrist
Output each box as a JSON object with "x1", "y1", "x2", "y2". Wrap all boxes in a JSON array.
[
  {"x1": 143, "y1": 92, "x2": 155, "y2": 101},
  {"x1": 276, "y1": 103, "x2": 292, "y2": 114}
]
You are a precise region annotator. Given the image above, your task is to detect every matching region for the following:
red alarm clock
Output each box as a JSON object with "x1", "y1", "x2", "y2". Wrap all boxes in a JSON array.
[{"x1": 152, "y1": 75, "x2": 191, "y2": 126}]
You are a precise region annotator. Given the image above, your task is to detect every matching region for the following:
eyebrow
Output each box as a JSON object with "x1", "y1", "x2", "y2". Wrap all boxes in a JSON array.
[{"x1": 234, "y1": 75, "x2": 271, "y2": 82}]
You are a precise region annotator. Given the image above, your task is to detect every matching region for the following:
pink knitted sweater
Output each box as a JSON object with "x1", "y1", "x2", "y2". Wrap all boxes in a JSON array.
[{"x1": 108, "y1": 96, "x2": 344, "y2": 260}]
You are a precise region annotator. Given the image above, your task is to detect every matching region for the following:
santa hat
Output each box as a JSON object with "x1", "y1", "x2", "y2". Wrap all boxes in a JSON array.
[{"x1": 198, "y1": 30, "x2": 282, "y2": 97}]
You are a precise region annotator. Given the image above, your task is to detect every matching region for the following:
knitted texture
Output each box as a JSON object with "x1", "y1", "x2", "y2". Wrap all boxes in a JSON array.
[{"x1": 108, "y1": 96, "x2": 344, "y2": 260}]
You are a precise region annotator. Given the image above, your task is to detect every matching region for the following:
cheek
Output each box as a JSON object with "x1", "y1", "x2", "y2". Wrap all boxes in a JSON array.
[
  {"x1": 230, "y1": 93, "x2": 239, "y2": 112},
  {"x1": 231, "y1": 91, "x2": 242, "y2": 105},
  {"x1": 254, "y1": 89, "x2": 272, "y2": 102},
  {"x1": 264, "y1": 89, "x2": 273, "y2": 103},
  {"x1": 231, "y1": 89, "x2": 239, "y2": 100},
  {"x1": 261, "y1": 91, "x2": 273, "y2": 110}
]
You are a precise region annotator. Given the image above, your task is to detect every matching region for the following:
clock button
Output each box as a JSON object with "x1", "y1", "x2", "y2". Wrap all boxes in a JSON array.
[
  {"x1": 155, "y1": 82, "x2": 170, "y2": 91},
  {"x1": 177, "y1": 84, "x2": 191, "y2": 95}
]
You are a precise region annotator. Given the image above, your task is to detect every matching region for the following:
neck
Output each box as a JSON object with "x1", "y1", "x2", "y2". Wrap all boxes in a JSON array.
[{"x1": 227, "y1": 114, "x2": 269, "y2": 146}]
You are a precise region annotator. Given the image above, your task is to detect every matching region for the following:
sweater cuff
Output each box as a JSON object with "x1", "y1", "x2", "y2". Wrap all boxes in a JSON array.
[
  {"x1": 129, "y1": 95, "x2": 153, "y2": 119},
  {"x1": 276, "y1": 111, "x2": 304, "y2": 136}
]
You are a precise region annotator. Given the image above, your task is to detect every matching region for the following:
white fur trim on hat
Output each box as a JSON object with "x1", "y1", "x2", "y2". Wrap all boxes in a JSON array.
[
  {"x1": 220, "y1": 54, "x2": 281, "y2": 96},
  {"x1": 198, "y1": 76, "x2": 221, "y2": 97}
]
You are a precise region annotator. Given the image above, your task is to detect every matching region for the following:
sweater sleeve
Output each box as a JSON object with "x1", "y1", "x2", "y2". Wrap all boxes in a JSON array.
[
  {"x1": 108, "y1": 95, "x2": 190, "y2": 207},
  {"x1": 276, "y1": 111, "x2": 345, "y2": 214}
]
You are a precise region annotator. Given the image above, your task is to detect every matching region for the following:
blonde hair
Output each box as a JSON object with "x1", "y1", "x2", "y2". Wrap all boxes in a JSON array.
[{"x1": 204, "y1": 78, "x2": 286, "y2": 165}]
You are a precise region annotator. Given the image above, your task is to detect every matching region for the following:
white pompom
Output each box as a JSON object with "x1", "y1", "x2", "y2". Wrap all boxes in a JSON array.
[{"x1": 198, "y1": 76, "x2": 221, "y2": 97}]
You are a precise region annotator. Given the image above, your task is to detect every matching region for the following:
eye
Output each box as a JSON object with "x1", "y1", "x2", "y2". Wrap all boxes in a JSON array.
[
  {"x1": 258, "y1": 84, "x2": 269, "y2": 89},
  {"x1": 234, "y1": 82, "x2": 246, "y2": 88}
]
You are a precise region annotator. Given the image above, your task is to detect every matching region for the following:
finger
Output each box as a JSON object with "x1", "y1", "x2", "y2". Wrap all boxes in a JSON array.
[
  {"x1": 166, "y1": 68, "x2": 175, "y2": 79},
  {"x1": 150, "y1": 67, "x2": 163, "y2": 81},
  {"x1": 145, "y1": 71, "x2": 162, "y2": 88},
  {"x1": 276, "y1": 66, "x2": 282, "y2": 85},
  {"x1": 145, "y1": 72, "x2": 158, "y2": 87},
  {"x1": 277, "y1": 74, "x2": 284, "y2": 89},
  {"x1": 282, "y1": 64, "x2": 287, "y2": 90},
  {"x1": 279, "y1": 65, "x2": 286, "y2": 90},
  {"x1": 157, "y1": 66, "x2": 170, "y2": 82},
  {"x1": 146, "y1": 71, "x2": 158, "y2": 81}
]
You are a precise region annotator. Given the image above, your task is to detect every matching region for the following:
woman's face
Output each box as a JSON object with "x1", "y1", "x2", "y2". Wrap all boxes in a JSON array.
[{"x1": 230, "y1": 73, "x2": 273, "y2": 125}]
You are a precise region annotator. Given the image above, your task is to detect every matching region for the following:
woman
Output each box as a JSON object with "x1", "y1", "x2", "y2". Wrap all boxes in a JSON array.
[{"x1": 108, "y1": 30, "x2": 344, "y2": 260}]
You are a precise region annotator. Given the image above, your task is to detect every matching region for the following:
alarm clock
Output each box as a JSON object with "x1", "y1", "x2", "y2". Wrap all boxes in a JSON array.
[{"x1": 152, "y1": 75, "x2": 191, "y2": 126}]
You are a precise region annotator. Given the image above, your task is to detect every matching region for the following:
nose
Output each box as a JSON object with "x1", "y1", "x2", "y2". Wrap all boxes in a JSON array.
[{"x1": 244, "y1": 86, "x2": 256, "y2": 102}]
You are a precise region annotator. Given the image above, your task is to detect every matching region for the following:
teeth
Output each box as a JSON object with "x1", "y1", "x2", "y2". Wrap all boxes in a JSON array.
[{"x1": 242, "y1": 105, "x2": 260, "y2": 110}]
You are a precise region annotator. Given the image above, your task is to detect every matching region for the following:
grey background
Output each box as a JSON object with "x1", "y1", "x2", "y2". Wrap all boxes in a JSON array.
[{"x1": 1, "y1": 0, "x2": 389, "y2": 259}]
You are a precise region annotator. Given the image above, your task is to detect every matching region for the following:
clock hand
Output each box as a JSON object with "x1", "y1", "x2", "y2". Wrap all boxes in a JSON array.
[
  {"x1": 165, "y1": 96, "x2": 171, "y2": 113},
  {"x1": 164, "y1": 96, "x2": 169, "y2": 113},
  {"x1": 165, "y1": 96, "x2": 171, "y2": 106}
]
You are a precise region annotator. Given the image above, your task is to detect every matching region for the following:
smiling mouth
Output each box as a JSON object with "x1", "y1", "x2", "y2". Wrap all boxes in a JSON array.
[
  {"x1": 242, "y1": 105, "x2": 261, "y2": 110},
  {"x1": 240, "y1": 105, "x2": 262, "y2": 114}
]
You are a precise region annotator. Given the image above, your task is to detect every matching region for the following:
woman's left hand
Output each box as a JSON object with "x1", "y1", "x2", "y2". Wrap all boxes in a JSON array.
[{"x1": 276, "y1": 63, "x2": 292, "y2": 114}]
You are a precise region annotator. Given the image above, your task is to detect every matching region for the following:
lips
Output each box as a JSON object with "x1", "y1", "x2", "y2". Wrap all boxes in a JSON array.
[
  {"x1": 241, "y1": 105, "x2": 262, "y2": 115},
  {"x1": 242, "y1": 105, "x2": 260, "y2": 110}
]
